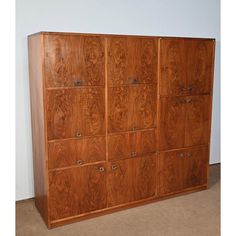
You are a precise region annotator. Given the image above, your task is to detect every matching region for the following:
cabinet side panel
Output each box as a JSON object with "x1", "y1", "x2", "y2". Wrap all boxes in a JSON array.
[{"x1": 28, "y1": 34, "x2": 48, "y2": 224}]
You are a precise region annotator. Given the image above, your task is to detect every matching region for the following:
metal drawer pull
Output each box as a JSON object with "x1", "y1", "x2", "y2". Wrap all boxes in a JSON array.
[
  {"x1": 129, "y1": 77, "x2": 139, "y2": 84},
  {"x1": 99, "y1": 166, "x2": 105, "y2": 172},
  {"x1": 75, "y1": 131, "x2": 82, "y2": 137},
  {"x1": 132, "y1": 127, "x2": 137, "y2": 131},
  {"x1": 181, "y1": 87, "x2": 193, "y2": 91},
  {"x1": 77, "y1": 160, "x2": 84, "y2": 165},
  {"x1": 111, "y1": 164, "x2": 117, "y2": 170},
  {"x1": 186, "y1": 152, "x2": 192, "y2": 157},
  {"x1": 131, "y1": 151, "x2": 137, "y2": 157},
  {"x1": 74, "y1": 80, "x2": 82, "y2": 86},
  {"x1": 186, "y1": 98, "x2": 192, "y2": 103}
]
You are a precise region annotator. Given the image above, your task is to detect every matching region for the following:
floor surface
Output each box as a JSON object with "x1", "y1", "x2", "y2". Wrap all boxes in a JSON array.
[{"x1": 16, "y1": 164, "x2": 220, "y2": 236}]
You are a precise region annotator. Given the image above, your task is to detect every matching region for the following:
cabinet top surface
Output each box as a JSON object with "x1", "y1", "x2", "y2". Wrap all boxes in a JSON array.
[{"x1": 28, "y1": 31, "x2": 215, "y2": 41}]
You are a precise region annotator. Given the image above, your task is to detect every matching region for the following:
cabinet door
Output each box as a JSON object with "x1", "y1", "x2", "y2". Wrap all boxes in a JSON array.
[
  {"x1": 183, "y1": 146, "x2": 208, "y2": 189},
  {"x1": 49, "y1": 169, "x2": 79, "y2": 221},
  {"x1": 131, "y1": 85, "x2": 157, "y2": 130},
  {"x1": 108, "y1": 85, "x2": 156, "y2": 133},
  {"x1": 44, "y1": 35, "x2": 105, "y2": 87},
  {"x1": 159, "y1": 150, "x2": 184, "y2": 196},
  {"x1": 48, "y1": 136, "x2": 106, "y2": 169},
  {"x1": 79, "y1": 164, "x2": 107, "y2": 214},
  {"x1": 107, "y1": 159, "x2": 133, "y2": 206},
  {"x1": 46, "y1": 88, "x2": 105, "y2": 140},
  {"x1": 187, "y1": 40, "x2": 214, "y2": 95},
  {"x1": 159, "y1": 97, "x2": 186, "y2": 150},
  {"x1": 185, "y1": 95, "x2": 211, "y2": 147},
  {"x1": 107, "y1": 37, "x2": 157, "y2": 86},
  {"x1": 133, "y1": 155, "x2": 156, "y2": 201},
  {"x1": 159, "y1": 38, "x2": 187, "y2": 96}
]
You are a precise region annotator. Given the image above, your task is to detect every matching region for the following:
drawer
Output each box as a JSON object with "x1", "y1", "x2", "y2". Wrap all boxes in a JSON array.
[
  {"x1": 48, "y1": 136, "x2": 106, "y2": 169},
  {"x1": 44, "y1": 34, "x2": 105, "y2": 88},
  {"x1": 108, "y1": 129, "x2": 156, "y2": 160}
]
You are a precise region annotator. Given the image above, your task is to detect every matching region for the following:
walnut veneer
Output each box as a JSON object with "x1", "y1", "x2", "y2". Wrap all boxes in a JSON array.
[{"x1": 28, "y1": 32, "x2": 215, "y2": 228}]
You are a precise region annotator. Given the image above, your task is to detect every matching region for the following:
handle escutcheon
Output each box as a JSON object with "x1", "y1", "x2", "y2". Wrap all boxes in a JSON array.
[
  {"x1": 74, "y1": 80, "x2": 82, "y2": 86},
  {"x1": 75, "y1": 131, "x2": 82, "y2": 138}
]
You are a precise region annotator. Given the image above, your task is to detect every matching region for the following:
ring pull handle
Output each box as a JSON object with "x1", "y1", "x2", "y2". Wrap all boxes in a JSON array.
[
  {"x1": 75, "y1": 131, "x2": 82, "y2": 138},
  {"x1": 111, "y1": 164, "x2": 117, "y2": 170},
  {"x1": 99, "y1": 166, "x2": 105, "y2": 172},
  {"x1": 74, "y1": 80, "x2": 82, "y2": 86},
  {"x1": 77, "y1": 160, "x2": 84, "y2": 165}
]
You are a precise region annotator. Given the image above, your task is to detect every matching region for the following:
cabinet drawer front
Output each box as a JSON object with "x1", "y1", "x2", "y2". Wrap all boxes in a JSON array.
[
  {"x1": 49, "y1": 163, "x2": 107, "y2": 220},
  {"x1": 107, "y1": 155, "x2": 156, "y2": 207},
  {"x1": 48, "y1": 136, "x2": 106, "y2": 169},
  {"x1": 158, "y1": 146, "x2": 208, "y2": 196},
  {"x1": 108, "y1": 85, "x2": 156, "y2": 133},
  {"x1": 46, "y1": 88, "x2": 105, "y2": 140},
  {"x1": 108, "y1": 129, "x2": 156, "y2": 160},
  {"x1": 44, "y1": 35, "x2": 105, "y2": 87},
  {"x1": 107, "y1": 37, "x2": 157, "y2": 86}
]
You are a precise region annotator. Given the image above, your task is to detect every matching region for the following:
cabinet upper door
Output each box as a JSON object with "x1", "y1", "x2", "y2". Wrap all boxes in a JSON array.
[
  {"x1": 186, "y1": 40, "x2": 215, "y2": 95},
  {"x1": 185, "y1": 95, "x2": 211, "y2": 147},
  {"x1": 159, "y1": 97, "x2": 186, "y2": 150},
  {"x1": 46, "y1": 88, "x2": 105, "y2": 140},
  {"x1": 159, "y1": 38, "x2": 187, "y2": 96},
  {"x1": 108, "y1": 85, "x2": 156, "y2": 133},
  {"x1": 107, "y1": 37, "x2": 157, "y2": 86},
  {"x1": 44, "y1": 35, "x2": 105, "y2": 87},
  {"x1": 159, "y1": 38, "x2": 214, "y2": 96}
]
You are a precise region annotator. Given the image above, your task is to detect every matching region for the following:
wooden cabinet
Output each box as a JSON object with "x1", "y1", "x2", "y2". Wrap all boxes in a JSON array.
[
  {"x1": 28, "y1": 32, "x2": 215, "y2": 228},
  {"x1": 159, "y1": 95, "x2": 211, "y2": 150},
  {"x1": 159, "y1": 146, "x2": 209, "y2": 196}
]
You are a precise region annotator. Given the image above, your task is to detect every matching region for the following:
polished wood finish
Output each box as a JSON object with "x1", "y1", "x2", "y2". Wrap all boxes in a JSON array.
[
  {"x1": 48, "y1": 136, "x2": 106, "y2": 169},
  {"x1": 28, "y1": 34, "x2": 49, "y2": 225},
  {"x1": 28, "y1": 32, "x2": 215, "y2": 228},
  {"x1": 159, "y1": 95, "x2": 211, "y2": 150},
  {"x1": 107, "y1": 37, "x2": 157, "y2": 86},
  {"x1": 44, "y1": 35, "x2": 105, "y2": 87},
  {"x1": 108, "y1": 85, "x2": 156, "y2": 132},
  {"x1": 107, "y1": 155, "x2": 156, "y2": 206},
  {"x1": 46, "y1": 88, "x2": 105, "y2": 140},
  {"x1": 108, "y1": 129, "x2": 156, "y2": 160},
  {"x1": 159, "y1": 146, "x2": 209, "y2": 196},
  {"x1": 159, "y1": 38, "x2": 214, "y2": 96}
]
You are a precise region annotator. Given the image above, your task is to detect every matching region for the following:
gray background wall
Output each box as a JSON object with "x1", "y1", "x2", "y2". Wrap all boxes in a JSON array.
[{"x1": 16, "y1": 0, "x2": 220, "y2": 200}]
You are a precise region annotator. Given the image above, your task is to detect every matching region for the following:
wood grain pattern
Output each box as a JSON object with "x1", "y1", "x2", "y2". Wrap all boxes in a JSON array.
[
  {"x1": 159, "y1": 97, "x2": 186, "y2": 150},
  {"x1": 107, "y1": 37, "x2": 157, "y2": 86},
  {"x1": 28, "y1": 34, "x2": 49, "y2": 224},
  {"x1": 159, "y1": 38, "x2": 214, "y2": 96},
  {"x1": 185, "y1": 95, "x2": 211, "y2": 147},
  {"x1": 108, "y1": 85, "x2": 156, "y2": 132},
  {"x1": 48, "y1": 136, "x2": 106, "y2": 169},
  {"x1": 44, "y1": 35, "x2": 105, "y2": 87},
  {"x1": 159, "y1": 146, "x2": 208, "y2": 196},
  {"x1": 107, "y1": 155, "x2": 156, "y2": 206},
  {"x1": 46, "y1": 88, "x2": 105, "y2": 140},
  {"x1": 108, "y1": 129, "x2": 156, "y2": 160},
  {"x1": 49, "y1": 163, "x2": 107, "y2": 220}
]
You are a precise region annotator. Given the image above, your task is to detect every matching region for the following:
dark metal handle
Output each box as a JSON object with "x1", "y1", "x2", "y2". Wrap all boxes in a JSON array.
[{"x1": 74, "y1": 80, "x2": 82, "y2": 86}]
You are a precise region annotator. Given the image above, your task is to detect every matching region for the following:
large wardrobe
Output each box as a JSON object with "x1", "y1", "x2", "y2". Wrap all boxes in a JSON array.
[{"x1": 28, "y1": 32, "x2": 215, "y2": 228}]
